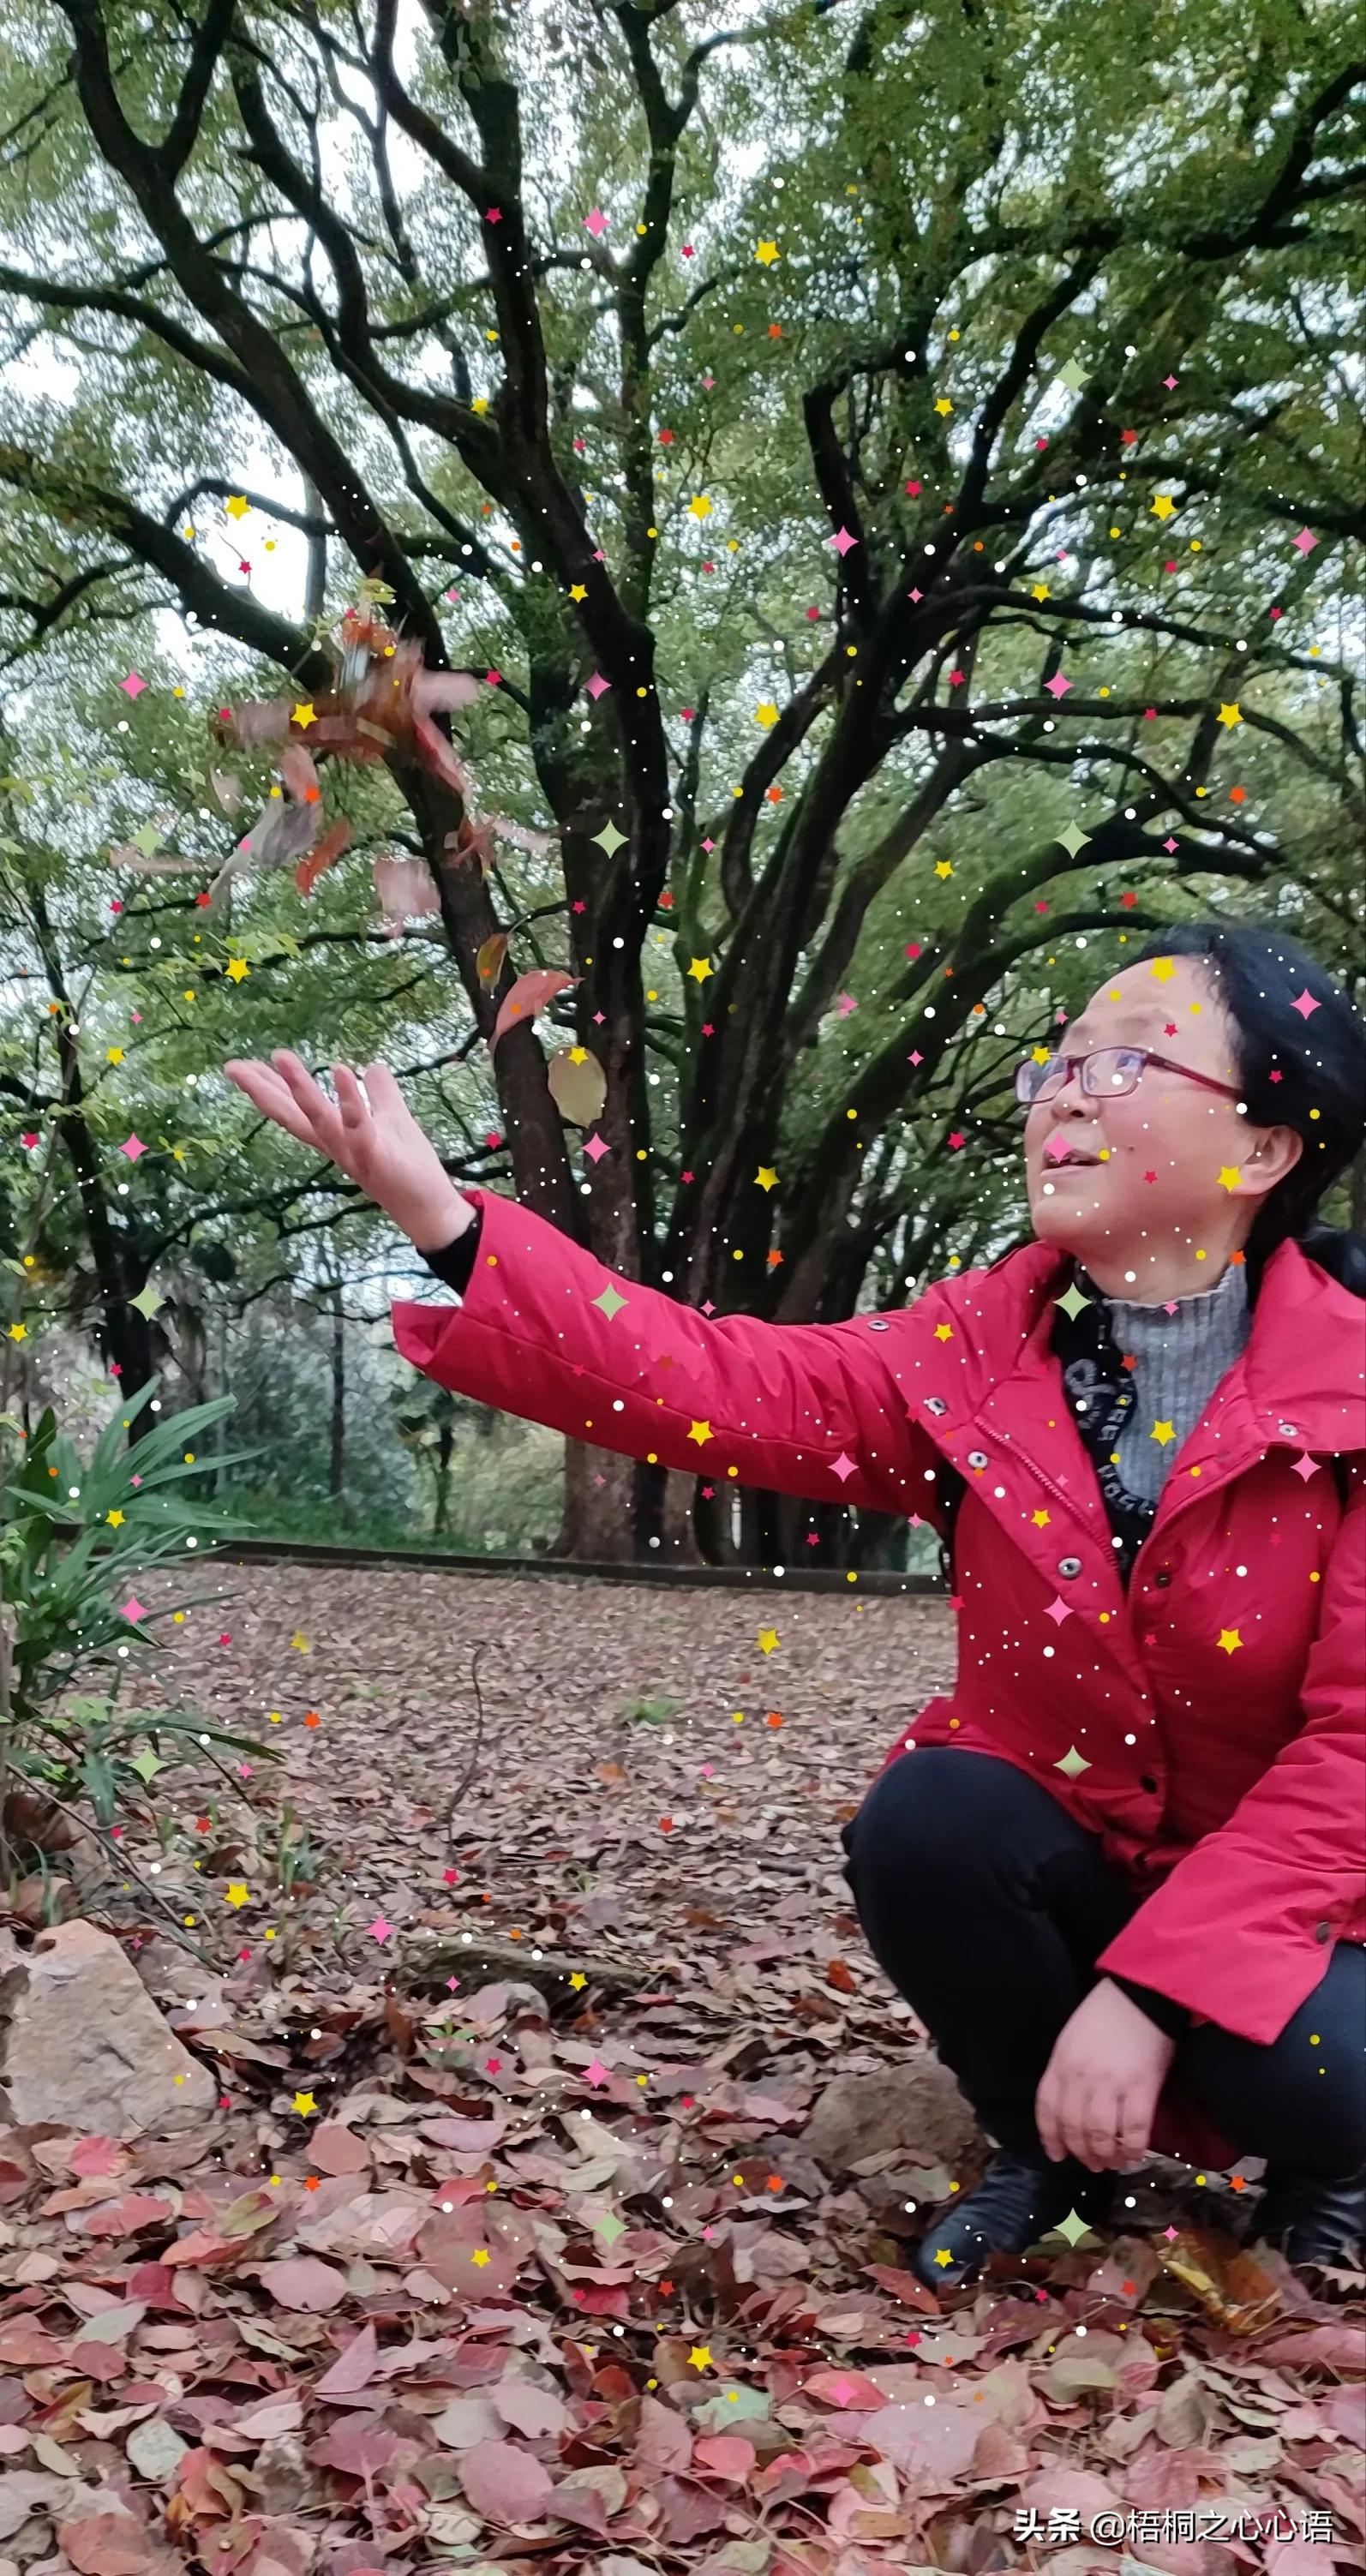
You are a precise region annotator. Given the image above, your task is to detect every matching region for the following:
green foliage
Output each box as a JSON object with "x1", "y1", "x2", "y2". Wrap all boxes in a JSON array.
[
  {"x1": 1, "y1": 1375, "x2": 261, "y2": 1723},
  {"x1": 620, "y1": 1694, "x2": 683, "y2": 1728},
  {"x1": 0, "y1": 1375, "x2": 277, "y2": 1881}
]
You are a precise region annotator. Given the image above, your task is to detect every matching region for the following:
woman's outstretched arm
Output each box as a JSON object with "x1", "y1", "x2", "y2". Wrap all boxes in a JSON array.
[{"x1": 225, "y1": 1051, "x2": 938, "y2": 1519}]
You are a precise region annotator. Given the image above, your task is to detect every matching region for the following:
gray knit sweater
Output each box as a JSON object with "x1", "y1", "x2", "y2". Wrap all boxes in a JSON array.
[{"x1": 1105, "y1": 1262, "x2": 1251, "y2": 1504}]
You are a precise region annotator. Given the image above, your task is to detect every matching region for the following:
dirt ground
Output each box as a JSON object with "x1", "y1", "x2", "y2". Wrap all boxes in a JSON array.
[{"x1": 0, "y1": 1561, "x2": 1360, "y2": 2576}]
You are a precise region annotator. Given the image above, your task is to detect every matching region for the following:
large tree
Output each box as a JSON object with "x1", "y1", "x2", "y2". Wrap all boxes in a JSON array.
[{"x1": 0, "y1": 0, "x2": 1361, "y2": 1555}]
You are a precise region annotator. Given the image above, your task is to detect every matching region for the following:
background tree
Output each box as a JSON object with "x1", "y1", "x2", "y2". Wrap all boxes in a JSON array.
[{"x1": 0, "y1": 0, "x2": 1361, "y2": 1560}]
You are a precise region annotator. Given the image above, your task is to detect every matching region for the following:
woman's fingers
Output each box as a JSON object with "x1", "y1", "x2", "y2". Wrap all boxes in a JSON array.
[
  {"x1": 332, "y1": 1063, "x2": 374, "y2": 1141},
  {"x1": 1035, "y1": 2075, "x2": 1063, "y2": 2164},
  {"x1": 360, "y1": 1061, "x2": 406, "y2": 1118},
  {"x1": 224, "y1": 1057, "x2": 324, "y2": 1148}
]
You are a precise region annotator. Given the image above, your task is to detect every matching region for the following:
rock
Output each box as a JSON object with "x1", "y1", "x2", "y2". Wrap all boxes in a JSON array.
[
  {"x1": 0, "y1": 1922, "x2": 216, "y2": 2140},
  {"x1": 804, "y1": 2056, "x2": 982, "y2": 2174}
]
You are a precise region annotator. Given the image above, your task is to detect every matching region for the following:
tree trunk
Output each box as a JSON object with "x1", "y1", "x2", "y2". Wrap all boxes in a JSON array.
[
  {"x1": 551, "y1": 1439, "x2": 638, "y2": 1561},
  {"x1": 434, "y1": 1423, "x2": 453, "y2": 1537},
  {"x1": 633, "y1": 1459, "x2": 703, "y2": 1566},
  {"x1": 29, "y1": 884, "x2": 154, "y2": 1400},
  {"x1": 329, "y1": 1294, "x2": 345, "y2": 1502}
]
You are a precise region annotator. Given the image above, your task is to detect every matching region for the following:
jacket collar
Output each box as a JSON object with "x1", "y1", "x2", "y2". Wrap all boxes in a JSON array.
[{"x1": 935, "y1": 1236, "x2": 1364, "y2": 1459}]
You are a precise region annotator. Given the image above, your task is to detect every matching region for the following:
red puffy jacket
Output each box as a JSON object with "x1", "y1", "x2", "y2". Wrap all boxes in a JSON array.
[{"x1": 393, "y1": 1194, "x2": 1364, "y2": 2159}]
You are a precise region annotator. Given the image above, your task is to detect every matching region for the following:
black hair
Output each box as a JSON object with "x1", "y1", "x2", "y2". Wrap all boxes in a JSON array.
[{"x1": 1135, "y1": 922, "x2": 1366, "y2": 1296}]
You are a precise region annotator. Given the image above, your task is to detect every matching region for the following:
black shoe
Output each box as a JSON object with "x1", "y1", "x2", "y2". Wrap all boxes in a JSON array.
[
  {"x1": 911, "y1": 2148, "x2": 1113, "y2": 2291},
  {"x1": 1249, "y1": 2164, "x2": 1366, "y2": 2269}
]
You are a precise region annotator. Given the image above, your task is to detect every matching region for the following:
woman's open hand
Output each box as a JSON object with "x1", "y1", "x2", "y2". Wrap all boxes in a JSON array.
[
  {"x1": 1034, "y1": 1976, "x2": 1177, "y2": 2172},
  {"x1": 224, "y1": 1051, "x2": 470, "y2": 1250}
]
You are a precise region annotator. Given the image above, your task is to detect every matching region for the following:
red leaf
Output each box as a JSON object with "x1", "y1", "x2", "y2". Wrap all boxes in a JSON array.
[
  {"x1": 824, "y1": 1958, "x2": 856, "y2": 1992},
  {"x1": 255, "y1": 2257, "x2": 348, "y2": 2313},
  {"x1": 490, "y1": 968, "x2": 576, "y2": 1051},
  {"x1": 693, "y1": 2434, "x2": 756, "y2": 2481},
  {"x1": 58, "y1": 2512, "x2": 154, "y2": 2575},
  {"x1": 314, "y1": 2322, "x2": 378, "y2": 2397},
  {"x1": 75, "y1": 2191, "x2": 174, "y2": 2238},
  {"x1": 294, "y1": 816, "x2": 350, "y2": 896},
  {"x1": 458, "y1": 2438, "x2": 555, "y2": 2527},
  {"x1": 68, "y1": 2136, "x2": 122, "y2": 2177},
  {"x1": 309, "y1": 2124, "x2": 371, "y2": 2177},
  {"x1": 308, "y1": 2419, "x2": 400, "y2": 2481}
]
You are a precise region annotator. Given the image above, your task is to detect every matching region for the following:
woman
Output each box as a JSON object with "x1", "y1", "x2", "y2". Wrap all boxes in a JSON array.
[{"x1": 226, "y1": 922, "x2": 1366, "y2": 2286}]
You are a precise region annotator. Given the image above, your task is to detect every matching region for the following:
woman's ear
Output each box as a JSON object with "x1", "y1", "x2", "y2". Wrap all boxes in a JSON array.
[{"x1": 1236, "y1": 1124, "x2": 1304, "y2": 1202}]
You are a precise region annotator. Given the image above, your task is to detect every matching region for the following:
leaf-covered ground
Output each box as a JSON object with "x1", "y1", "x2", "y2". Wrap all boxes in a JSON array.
[{"x1": 1, "y1": 1562, "x2": 1362, "y2": 2576}]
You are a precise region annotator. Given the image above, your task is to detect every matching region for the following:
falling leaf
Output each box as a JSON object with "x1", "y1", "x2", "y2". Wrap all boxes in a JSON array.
[
  {"x1": 548, "y1": 1045, "x2": 608, "y2": 1127},
  {"x1": 491, "y1": 967, "x2": 577, "y2": 1051}
]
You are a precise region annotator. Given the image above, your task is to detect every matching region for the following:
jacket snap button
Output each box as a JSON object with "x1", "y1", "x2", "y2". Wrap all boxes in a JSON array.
[
  {"x1": 1278, "y1": 1421, "x2": 1297, "y2": 1437},
  {"x1": 1057, "y1": 1555, "x2": 1081, "y2": 1579},
  {"x1": 968, "y1": 1449, "x2": 988, "y2": 1471},
  {"x1": 866, "y1": 1317, "x2": 890, "y2": 1332},
  {"x1": 1140, "y1": 1774, "x2": 1158, "y2": 1794},
  {"x1": 1316, "y1": 1921, "x2": 1332, "y2": 1944},
  {"x1": 1153, "y1": 1568, "x2": 1172, "y2": 1588}
]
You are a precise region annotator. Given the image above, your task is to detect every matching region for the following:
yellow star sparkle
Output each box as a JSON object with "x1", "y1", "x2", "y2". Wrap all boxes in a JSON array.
[
  {"x1": 8, "y1": 1322, "x2": 27, "y2": 1344},
  {"x1": 755, "y1": 702, "x2": 779, "y2": 728},
  {"x1": 225, "y1": 494, "x2": 250, "y2": 519},
  {"x1": 687, "y1": 956, "x2": 714, "y2": 983},
  {"x1": 225, "y1": 1882, "x2": 250, "y2": 1908},
  {"x1": 687, "y1": 494, "x2": 713, "y2": 519},
  {"x1": 1217, "y1": 1165, "x2": 1242, "y2": 1191},
  {"x1": 755, "y1": 1166, "x2": 779, "y2": 1191},
  {"x1": 934, "y1": 1322, "x2": 954, "y2": 1341},
  {"x1": 1217, "y1": 702, "x2": 1243, "y2": 728},
  {"x1": 688, "y1": 1420, "x2": 712, "y2": 1446},
  {"x1": 292, "y1": 2090, "x2": 317, "y2": 2117},
  {"x1": 934, "y1": 860, "x2": 954, "y2": 879},
  {"x1": 1032, "y1": 1509, "x2": 1051, "y2": 1527},
  {"x1": 757, "y1": 1627, "x2": 779, "y2": 1655},
  {"x1": 1218, "y1": 1627, "x2": 1243, "y2": 1654},
  {"x1": 225, "y1": 956, "x2": 250, "y2": 983},
  {"x1": 934, "y1": 398, "x2": 953, "y2": 416},
  {"x1": 755, "y1": 240, "x2": 780, "y2": 265},
  {"x1": 292, "y1": 701, "x2": 317, "y2": 728},
  {"x1": 106, "y1": 1509, "x2": 125, "y2": 1527},
  {"x1": 688, "y1": 2345, "x2": 713, "y2": 2370},
  {"x1": 1031, "y1": 583, "x2": 1051, "y2": 602},
  {"x1": 1148, "y1": 957, "x2": 1176, "y2": 982},
  {"x1": 1150, "y1": 494, "x2": 1177, "y2": 519},
  {"x1": 1151, "y1": 1420, "x2": 1176, "y2": 1446},
  {"x1": 569, "y1": 583, "x2": 587, "y2": 602}
]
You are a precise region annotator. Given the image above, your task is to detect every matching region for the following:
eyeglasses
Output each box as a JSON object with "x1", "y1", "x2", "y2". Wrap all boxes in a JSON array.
[{"x1": 1016, "y1": 1046, "x2": 1243, "y2": 1107}]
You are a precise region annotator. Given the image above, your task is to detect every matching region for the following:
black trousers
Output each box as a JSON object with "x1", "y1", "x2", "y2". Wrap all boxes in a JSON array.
[{"x1": 842, "y1": 1749, "x2": 1366, "y2": 2179}]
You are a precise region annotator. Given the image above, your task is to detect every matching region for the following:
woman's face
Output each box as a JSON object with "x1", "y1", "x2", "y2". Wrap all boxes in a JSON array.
[{"x1": 1024, "y1": 955, "x2": 1294, "y2": 1285}]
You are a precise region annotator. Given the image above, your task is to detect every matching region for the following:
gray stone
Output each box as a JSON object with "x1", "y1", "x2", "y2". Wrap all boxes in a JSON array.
[
  {"x1": 805, "y1": 2055, "x2": 982, "y2": 2174},
  {"x1": 0, "y1": 1920, "x2": 216, "y2": 2140}
]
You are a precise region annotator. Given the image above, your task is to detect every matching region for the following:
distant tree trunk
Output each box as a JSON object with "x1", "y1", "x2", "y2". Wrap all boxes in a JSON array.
[
  {"x1": 30, "y1": 883, "x2": 153, "y2": 1401},
  {"x1": 551, "y1": 1439, "x2": 638, "y2": 1561},
  {"x1": 329, "y1": 1294, "x2": 345, "y2": 1502},
  {"x1": 633, "y1": 1459, "x2": 703, "y2": 1565},
  {"x1": 434, "y1": 1422, "x2": 454, "y2": 1536}
]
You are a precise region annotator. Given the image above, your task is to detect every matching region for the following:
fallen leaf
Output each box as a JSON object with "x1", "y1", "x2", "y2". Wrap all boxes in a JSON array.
[{"x1": 458, "y1": 2437, "x2": 556, "y2": 2527}]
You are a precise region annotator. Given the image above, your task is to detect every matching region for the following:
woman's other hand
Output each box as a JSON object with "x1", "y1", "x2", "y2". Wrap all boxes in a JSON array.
[
  {"x1": 1034, "y1": 1975, "x2": 1177, "y2": 2172},
  {"x1": 225, "y1": 1051, "x2": 471, "y2": 1251}
]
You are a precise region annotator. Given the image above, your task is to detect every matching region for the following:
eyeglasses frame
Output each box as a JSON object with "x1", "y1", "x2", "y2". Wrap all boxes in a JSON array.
[{"x1": 1016, "y1": 1046, "x2": 1244, "y2": 1108}]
